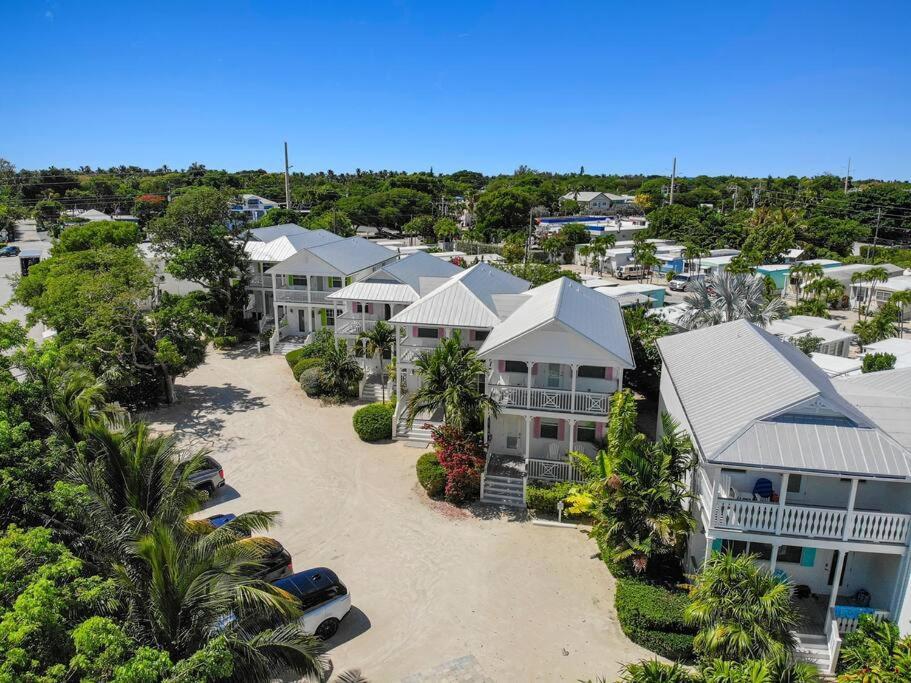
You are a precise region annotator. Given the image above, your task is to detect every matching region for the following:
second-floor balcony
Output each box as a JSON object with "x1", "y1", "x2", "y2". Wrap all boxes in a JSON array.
[
  {"x1": 335, "y1": 314, "x2": 378, "y2": 336},
  {"x1": 487, "y1": 384, "x2": 612, "y2": 416},
  {"x1": 698, "y1": 469, "x2": 911, "y2": 546},
  {"x1": 248, "y1": 273, "x2": 273, "y2": 288},
  {"x1": 274, "y1": 288, "x2": 335, "y2": 304}
]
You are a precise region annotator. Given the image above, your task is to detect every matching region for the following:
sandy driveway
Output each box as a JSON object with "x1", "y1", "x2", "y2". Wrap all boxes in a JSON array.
[{"x1": 147, "y1": 348, "x2": 652, "y2": 682}]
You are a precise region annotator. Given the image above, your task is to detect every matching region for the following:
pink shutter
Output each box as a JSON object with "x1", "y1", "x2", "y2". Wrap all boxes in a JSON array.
[
  {"x1": 533, "y1": 417, "x2": 541, "y2": 438},
  {"x1": 412, "y1": 326, "x2": 418, "y2": 337},
  {"x1": 351, "y1": 302, "x2": 357, "y2": 313},
  {"x1": 595, "y1": 422, "x2": 604, "y2": 441},
  {"x1": 498, "y1": 360, "x2": 505, "y2": 372},
  {"x1": 438, "y1": 327, "x2": 445, "y2": 338},
  {"x1": 469, "y1": 330, "x2": 476, "y2": 341},
  {"x1": 557, "y1": 420, "x2": 565, "y2": 440},
  {"x1": 531, "y1": 363, "x2": 538, "y2": 375},
  {"x1": 605, "y1": 367, "x2": 612, "y2": 380},
  {"x1": 366, "y1": 303, "x2": 373, "y2": 314}
]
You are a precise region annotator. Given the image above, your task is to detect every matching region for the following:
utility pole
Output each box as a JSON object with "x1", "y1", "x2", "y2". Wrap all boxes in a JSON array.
[
  {"x1": 751, "y1": 186, "x2": 760, "y2": 210},
  {"x1": 869, "y1": 208, "x2": 882, "y2": 264},
  {"x1": 283, "y1": 142, "x2": 292, "y2": 209},
  {"x1": 728, "y1": 185, "x2": 740, "y2": 211},
  {"x1": 844, "y1": 157, "x2": 851, "y2": 195},
  {"x1": 669, "y1": 157, "x2": 677, "y2": 205},
  {"x1": 524, "y1": 209, "x2": 533, "y2": 266}
]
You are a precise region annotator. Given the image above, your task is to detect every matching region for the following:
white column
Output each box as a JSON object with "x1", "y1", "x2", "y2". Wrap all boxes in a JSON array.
[
  {"x1": 775, "y1": 473, "x2": 790, "y2": 534},
  {"x1": 829, "y1": 550, "x2": 847, "y2": 611},
  {"x1": 704, "y1": 536, "x2": 714, "y2": 565},
  {"x1": 306, "y1": 275, "x2": 312, "y2": 304},
  {"x1": 524, "y1": 415, "x2": 531, "y2": 462},
  {"x1": 271, "y1": 271, "x2": 280, "y2": 333},
  {"x1": 843, "y1": 478, "x2": 859, "y2": 541},
  {"x1": 482, "y1": 407, "x2": 488, "y2": 445},
  {"x1": 526, "y1": 361, "x2": 534, "y2": 407},
  {"x1": 361, "y1": 302, "x2": 366, "y2": 331},
  {"x1": 567, "y1": 418, "x2": 575, "y2": 453},
  {"x1": 769, "y1": 543, "x2": 780, "y2": 574},
  {"x1": 570, "y1": 364, "x2": 578, "y2": 413}
]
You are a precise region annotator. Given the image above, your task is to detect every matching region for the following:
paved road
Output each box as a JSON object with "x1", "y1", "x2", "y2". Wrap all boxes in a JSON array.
[
  {"x1": 147, "y1": 350, "x2": 654, "y2": 682},
  {"x1": 1, "y1": 220, "x2": 51, "y2": 343}
]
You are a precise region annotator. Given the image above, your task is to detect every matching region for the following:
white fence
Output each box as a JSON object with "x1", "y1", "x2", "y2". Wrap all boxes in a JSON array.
[
  {"x1": 527, "y1": 458, "x2": 586, "y2": 483},
  {"x1": 488, "y1": 385, "x2": 611, "y2": 416}
]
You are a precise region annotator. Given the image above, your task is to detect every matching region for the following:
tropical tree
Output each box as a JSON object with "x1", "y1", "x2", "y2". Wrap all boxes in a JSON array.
[
  {"x1": 700, "y1": 655, "x2": 819, "y2": 683},
  {"x1": 680, "y1": 272, "x2": 790, "y2": 330},
  {"x1": 789, "y1": 263, "x2": 823, "y2": 302},
  {"x1": 318, "y1": 338, "x2": 364, "y2": 401},
  {"x1": 578, "y1": 243, "x2": 593, "y2": 273},
  {"x1": 685, "y1": 551, "x2": 800, "y2": 662},
  {"x1": 837, "y1": 615, "x2": 911, "y2": 681},
  {"x1": 631, "y1": 236, "x2": 660, "y2": 282},
  {"x1": 616, "y1": 658, "x2": 694, "y2": 682},
  {"x1": 682, "y1": 242, "x2": 709, "y2": 275},
  {"x1": 803, "y1": 276, "x2": 842, "y2": 308},
  {"x1": 851, "y1": 266, "x2": 890, "y2": 319},
  {"x1": 406, "y1": 330, "x2": 498, "y2": 432},
  {"x1": 889, "y1": 290, "x2": 911, "y2": 338},
  {"x1": 359, "y1": 320, "x2": 396, "y2": 401},
  {"x1": 853, "y1": 308, "x2": 899, "y2": 346},
  {"x1": 567, "y1": 392, "x2": 695, "y2": 574},
  {"x1": 589, "y1": 233, "x2": 616, "y2": 275}
]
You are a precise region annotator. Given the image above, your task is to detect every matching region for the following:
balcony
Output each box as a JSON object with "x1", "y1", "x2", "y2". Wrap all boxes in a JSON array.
[
  {"x1": 487, "y1": 384, "x2": 612, "y2": 416},
  {"x1": 699, "y1": 470, "x2": 911, "y2": 545},
  {"x1": 248, "y1": 274, "x2": 273, "y2": 287},
  {"x1": 336, "y1": 315, "x2": 378, "y2": 336},
  {"x1": 272, "y1": 288, "x2": 335, "y2": 304}
]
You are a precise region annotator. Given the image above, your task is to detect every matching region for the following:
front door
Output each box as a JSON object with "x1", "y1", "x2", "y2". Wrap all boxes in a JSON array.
[
  {"x1": 828, "y1": 551, "x2": 849, "y2": 586},
  {"x1": 547, "y1": 363, "x2": 561, "y2": 389},
  {"x1": 384, "y1": 304, "x2": 392, "y2": 320},
  {"x1": 297, "y1": 309, "x2": 307, "y2": 334}
]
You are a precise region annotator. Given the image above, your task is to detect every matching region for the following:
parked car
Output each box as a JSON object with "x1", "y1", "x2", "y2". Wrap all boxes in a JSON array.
[
  {"x1": 0, "y1": 245, "x2": 20, "y2": 257},
  {"x1": 178, "y1": 456, "x2": 225, "y2": 496},
  {"x1": 273, "y1": 568, "x2": 351, "y2": 639},
  {"x1": 616, "y1": 264, "x2": 649, "y2": 280},
  {"x1": 203, "y1": 514, "x2": 293, "y2": 582},
  {"x1": 668, "y1": 273, "x2": 705, "y2": 291}
]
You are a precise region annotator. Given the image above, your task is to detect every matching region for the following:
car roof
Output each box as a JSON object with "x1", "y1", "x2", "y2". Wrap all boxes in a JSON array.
[
  {"x1": 206, "y1": 513, "x2": 236, "y2": 528},
  {"x1": 273, "y1": 567, "x2": 341, "y2": 597}
]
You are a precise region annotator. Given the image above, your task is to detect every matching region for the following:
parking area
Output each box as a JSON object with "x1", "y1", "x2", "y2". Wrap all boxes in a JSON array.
[{"x1": 147, "y1": 349, "x2": 653, "y2": 682}]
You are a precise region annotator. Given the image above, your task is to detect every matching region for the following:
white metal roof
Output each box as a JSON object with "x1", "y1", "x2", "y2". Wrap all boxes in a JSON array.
[
  {"x1": 810, "y1": 352, "x2": 862, "y2": 377},
  {"x1": 380, "y1": 251, "x2": 462, "y2": 291},
  {"x1": 478, "y1": 277, "x2": 635, "y2": 367},
  {"x1": 880, "y1": 276, "x2": 911, "y2": 293},
  {"x1": 326, "y1": 282, "x2": 418, "y2": 304},
  {"x1": 863, "y1": 338, "x2": 911, "y2": 359},
  {"x1": 306, "y1": 237, "x2": 397, "y2": 274},
  {"x1": 245, "y1": 230, "x2": 342, "y2": 262},
  {"x1": 657, "y1": 319, "x2": 905, "y2": 476},
  {"x1": 247, "y1": 223, "x2": 309, "y2": 242},
  {"x1": 835, "y1": 368, "x2": 911, "y2": 452},
  {"x1": 389, "y1": 263, "x2": 530, "y2": 328}
]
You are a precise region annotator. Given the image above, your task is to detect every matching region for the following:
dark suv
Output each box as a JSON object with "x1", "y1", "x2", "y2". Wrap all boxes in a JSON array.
[
  {"x1": 178, "y1": 456, "x2": 225, "y2": 496},
  {"x1": 273, "y1": 568, "x2": 351, "y2": 638}
]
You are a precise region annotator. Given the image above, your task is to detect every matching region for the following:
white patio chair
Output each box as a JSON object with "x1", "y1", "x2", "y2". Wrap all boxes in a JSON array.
[{"x1": 548, "y1": 443, "x2": 564, "y2": 460}]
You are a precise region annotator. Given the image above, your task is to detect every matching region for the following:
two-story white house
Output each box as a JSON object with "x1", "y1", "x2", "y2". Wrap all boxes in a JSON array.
[
  {"x1": 559, "y1": 191, "x2": 635, "y2": 213},
  {"x1": 244, "y1": 227, "x2": 343, "y2": 327},
  {"x1": 231, "y1": 194, "x2": 280, "y2": 222},
  {"x1": 264, "y1": 237, "x2": 398, "y2": 349},
  {"x1": 657, "y1": 319, "x2": 911, "y2": 673},
  {"x1": 476, "y1": 277, "x2": 635, "y2": 506}
]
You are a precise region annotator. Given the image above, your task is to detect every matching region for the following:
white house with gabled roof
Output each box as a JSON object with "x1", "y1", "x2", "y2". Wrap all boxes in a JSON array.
[
  {"x1": 657, "y1": 319, "x2": 911, "y2": 673},
  {"x1": 262, "y1": 236, "x2": 397, "y2": 350}
]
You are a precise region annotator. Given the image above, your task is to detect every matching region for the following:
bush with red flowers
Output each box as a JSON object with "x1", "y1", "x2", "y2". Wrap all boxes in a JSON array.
[{"x1": 428, "y1": 424, "x2": 485, "y2": 504}]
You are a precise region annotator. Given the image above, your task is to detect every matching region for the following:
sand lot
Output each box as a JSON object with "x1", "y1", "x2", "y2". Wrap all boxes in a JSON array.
[{"x1": 147, "y1": 348, "x2": 653, "y2": 682}]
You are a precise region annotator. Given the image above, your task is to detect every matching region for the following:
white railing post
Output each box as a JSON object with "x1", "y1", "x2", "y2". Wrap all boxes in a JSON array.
[
  {"x1": 775, "y1": 473, "x2": 789, "y2": 534},
  {"x1": 843, "y1": 478, "x2": 859, "y2": 541}
]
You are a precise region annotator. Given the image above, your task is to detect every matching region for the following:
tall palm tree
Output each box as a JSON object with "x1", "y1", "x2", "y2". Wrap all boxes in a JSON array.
[
  {"x1": 864, "y1": 266, "x2": 890, "y2": 317},
  {"x1": 890, "y1": 290, "x2": 911, "y2": 338},
  {"x1": 685, "y1": 551, "x2": 800, "y2": 662},
  {"x1": 788, "y1": 262, "x2": 823, "y2": 302},
  {"x1": 680, "y1": 272, "x2": 790, "y2": 330},
  {"x1": 319, "y1": 338, "x2": 364, "y2": 400},
  {"x1": 359, "y1": 321, "x2": 396, "y2": 401},
  {"x1": 406, "y1": 330, "x2": 498, "y2": 432},
  {"x1": 578, "y1": 244, "x2": 593, "y2": 273},
  {"x1": 632, "y1": 238, "x2": 659, "y2": 283},
  {"x1": 589, "y1": 234, "x2": 615, "y2": 275}
]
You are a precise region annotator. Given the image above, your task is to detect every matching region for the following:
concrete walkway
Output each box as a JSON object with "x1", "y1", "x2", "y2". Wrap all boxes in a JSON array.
[{"x1": 147, "y1": 348, "x2": 653, "y2": 682}]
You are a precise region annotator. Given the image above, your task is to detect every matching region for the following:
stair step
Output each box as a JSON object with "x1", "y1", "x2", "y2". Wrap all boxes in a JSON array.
[{"x1": 481, "y1": 495, "x2": 525, "y2": 508}]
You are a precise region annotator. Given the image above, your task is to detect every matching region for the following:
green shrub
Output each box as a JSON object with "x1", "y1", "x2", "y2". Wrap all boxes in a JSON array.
[
  {"x1": 352, "y1": 402, "x2": 394, "y2": 442},
  {"x1": 285, "y1": 347, "x2": 308, "y2": 367},
  {"x1": 525, "y1": 482, "x2": 577, "y2": 517},
  {"x1": 212, "y1": 335, "x2": 238, "y2": 349},
  {"x1": 615, "y1": 578, "x2": 696, "y2": 662},
  {"x1": 292, "y1": 357, "x2": 323, "y2": 381},
  {"x1": 416, "y1": 452, "x2": 446, "y2": 498},
  {"x1": 299, "y1": 367, "x2": 325, "y2": 398}
]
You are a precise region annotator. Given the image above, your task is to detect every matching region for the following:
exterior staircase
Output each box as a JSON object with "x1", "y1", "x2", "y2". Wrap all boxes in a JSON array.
[
  {"x1": 272, "y1": 336, "x2": 307, "y2": 355},
  {"x1": 794, "y1": 632, "x2": 833, "y2": 673},
  {"x1": 480, "y1": 474, "x2": 525, "y2": 507},
  {"x1": 360, "y1": 374, "x2": 388, "y2": 403},
  {"x1": 395, "y1": 417, "x2": 434, "y2": 446}
]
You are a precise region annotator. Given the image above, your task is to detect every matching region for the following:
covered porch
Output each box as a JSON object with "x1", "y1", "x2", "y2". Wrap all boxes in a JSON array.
[{"x1": 485, "y1": 413, "x2": 604, "y2": 483}]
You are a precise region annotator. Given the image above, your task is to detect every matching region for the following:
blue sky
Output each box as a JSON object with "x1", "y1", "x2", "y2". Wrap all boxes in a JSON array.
[{"x1": 2, "y1": 1, "x2": 909, "y2": 178}]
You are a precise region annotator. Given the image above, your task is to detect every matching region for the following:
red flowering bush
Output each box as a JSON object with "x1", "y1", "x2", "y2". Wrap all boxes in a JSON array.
[{"x1": 428, "y1": 424, "x2": 485, "y2": 504}]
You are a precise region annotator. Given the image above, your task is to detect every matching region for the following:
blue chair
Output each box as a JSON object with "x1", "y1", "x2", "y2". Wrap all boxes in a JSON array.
[{"x1": 753, "y1": 478, "x2": 774, "y2": 500}]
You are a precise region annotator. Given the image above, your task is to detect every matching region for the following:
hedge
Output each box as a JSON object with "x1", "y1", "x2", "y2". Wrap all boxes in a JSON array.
[
  {"x1": 525, "y1": 482, "x2": 578, "y2": 517},
  {"x1": 614, "y1": 578, "x2": 696, "y2": 662},
  {"x1": 416, "y1": 452, "x2": 446, "y2": 498},
  {"x1": 352, "y1": 402, "x2": 394, "y2": 442},
  {"x1": 299, "y1": 367, "x2": 324, "y2": 398},
  {"x1": 292, "y1": 357, "x2": 323, "y2": 381},
  {"x1": 285, "y1": 347, "x2": 307, "y2": 367}
]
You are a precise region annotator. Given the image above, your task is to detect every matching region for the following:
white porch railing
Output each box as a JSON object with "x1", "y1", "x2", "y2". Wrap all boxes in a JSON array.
[
  {"x1": 335, "y1": 315, "x2": 378, "y2": 336},
  {"x1": 249, "y1": 274, "x2": 273, "y2": 287},
  {"x1": 833, "y1": 607, "x2": 891, "y2": 634},
  {"x1": 527, "y1": 458, "x2": 586, "y2": 483},
  {"x1": 488, "y1": 385, "x2": 611, "y2": 416},
  {"x1": 710, "y1": 497, "x2": 911, "y2": 544},
  {"x1": 309, "y1": 290, "x2": 332, "y2": 303},
  {"x1": 276, "y1": 289, "x2": 309, "y2": 303}
]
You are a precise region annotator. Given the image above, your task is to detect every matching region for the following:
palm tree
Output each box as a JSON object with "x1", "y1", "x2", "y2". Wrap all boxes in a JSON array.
[
  {"x1": 406, "y1": 330, "x2": 498, "y2": 432},
  {"x1": 685, "y1": 551, "x2": 800, "y2": 662},
  {"x1": 569, "y1": 392, "x2": 695, "y2": 575},
  {"x1": 680, "y1": 272, "x2": 790, "y2": 330},
  {"x1": 700, "y1": 655, "x2": 819, "y2": 683},
  {"x1": 319, "y1": 338, "x2": 364, "y2": 400},
  {"x1": 632, "y1": 238, "x2": 660, "y2": 283},
  {"x1": 578, "y1": 244, "x2": 593, "y2": 273},
  {"x1": 616, "y1": 659, "x2": 694, "y2": 682},
  {"x1": 589, "y1": 234, "x2": 615, "y2": 275},
  {"x1": 865, "y1": 266, "x2": 890, "y2": 317},
  {"x1": 359, "y1": 321, "x2": 396, "y2": 401},
  {"x1": 890, "y1": 290, "x2": 911, "y2": 338},
  {"x1": 788, "y1": 262, "x2": 823, "y2": 302},
  {"x1": 682, "y1": 242, "x2": 708, "y2": 275}
]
